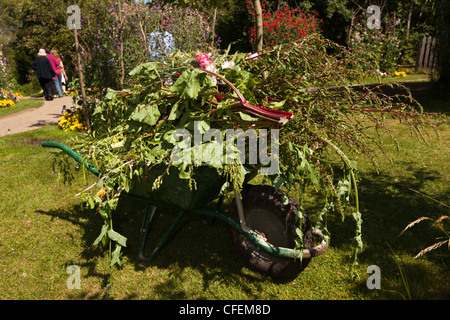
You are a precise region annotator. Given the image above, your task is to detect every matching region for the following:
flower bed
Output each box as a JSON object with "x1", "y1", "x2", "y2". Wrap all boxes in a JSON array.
[
  {"x1": 1, "y1": 45, "x2": 22, "y2": 108},
  {"x1": 394, "y1": 71, "x2": 407, "y2": 78},
  {"x1": 58, "y1": 105, "x2": 87, "y2": 131},
  {"x1": 247, "y1": 0, "x2": 322, "y2": 49},
  {"x1": 0, "y1": 90, "x2": 23, "y2": 108}
]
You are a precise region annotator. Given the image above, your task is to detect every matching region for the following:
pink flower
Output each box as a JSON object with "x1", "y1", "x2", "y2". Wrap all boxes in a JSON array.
[{"x1": 196, "y1": 53, "x2": 213, "y2": 69}]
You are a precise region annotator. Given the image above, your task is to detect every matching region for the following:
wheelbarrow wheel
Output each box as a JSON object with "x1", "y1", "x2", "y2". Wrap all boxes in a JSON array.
[{"x1": 228, "y1": 184, "x2": 314, "y2": 280}]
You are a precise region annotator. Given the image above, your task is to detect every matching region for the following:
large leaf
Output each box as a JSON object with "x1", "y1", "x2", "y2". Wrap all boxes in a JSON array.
[
  {"x1": 168, "y1": 99, "x2": 185, "y2": 120},
  {"x1": 169, "y1": 68, "x2": 210, "y2": 100},
  {"x1": 110, "y1": 244, "x2": 123, "y2": 267},
  {"x1": 129, "y1": 104, "x2": 161, "y2": 126},
  {"x1": 93, "y1": 224, "x2": 108, "y2": 246},
  {"x1": 129, "y1": 62, "x2": 159, "y2": 76},
  {"x1": 107, "y1": 229, "x2": 128, "y2": 247}
]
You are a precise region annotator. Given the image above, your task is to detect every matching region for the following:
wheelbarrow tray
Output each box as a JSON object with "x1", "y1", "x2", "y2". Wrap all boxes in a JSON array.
[
  {"x1": 41, "y1": 141, "x2": 227, "y2": 210},
  {"x1": 128, "y1": 164, "x2": 226, "y2": 211}
]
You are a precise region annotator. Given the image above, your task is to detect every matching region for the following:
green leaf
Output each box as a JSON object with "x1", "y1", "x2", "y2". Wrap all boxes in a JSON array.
[
  {"x1": 273, "y1": 174, "x2": 285, "y2": 192},
  {"x1": 337, "y1": 179, "x2": 350, "y2": 200},
  {"x1": 352, "y1": 211, "x2": 363, "y2": 250},
  {"x1": 178, "y1": 162, "x2": 191, "y2": 180},
  {"x1": 170, "y1": 68, "x2": 203, "y2": 100},
  {"x1": 129, "y1": 104, "x2": 161, "y2": 126},
  {"x1": 97, "y1": 207, "x2": 109, "y2": 220},
  {"x1": 129, "y1": 62, "x2": 159, "y2": 76},
  {"x1": 104, "y1": 88, "x2": 118, "y2": 100},
  {"x1": 265, "y1": 100, "x2": 286, "y2": 109},
  {"x1": 111, "y1": 141, "x2": 124, "y2": 150},
  {"x1": 107, "y1": 229, "x2": 127, "y2": 247},
  {"x1": 85, "y1": 195, "x2": 95, "y2": 209},
  {"x1": 93, "y1": 224, "x2": 108, "y2": 246},
  {"x1": 168, "y1": 99, "x2": 183, "y2": 120},
  {"x1": 110, "y1": 244, "x2": 123, "y2": 267},
  {"x1": 306, "y1": 167, "x2": 320, "y2": 187},
  {"x1": 314, "y1": 202, "x2": 333, "y2": 245},
  {"x1": 237, "y1": 111, "x2": 260, "y2": 122}
]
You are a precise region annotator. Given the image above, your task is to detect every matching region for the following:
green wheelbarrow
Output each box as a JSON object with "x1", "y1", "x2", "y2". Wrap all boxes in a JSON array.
[{"x1": 42, "y1": 141, "x2": 327, "y2": 280}]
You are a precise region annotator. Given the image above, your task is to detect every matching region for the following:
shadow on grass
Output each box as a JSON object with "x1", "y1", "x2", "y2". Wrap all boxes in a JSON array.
[
  {"x1": 36, "y1": 195, "x2": 273, "y2": 299},
  {"x1": 405, "y1": 81, "x2": 450, "y2": 114},
  {"x1": 35, "y1": 163, "x2": 449, "y2": 299},
  {"x1": 358, "y1": 165, "x2": 447, "y2": 251},
  {"x1": 338, "y1": 164, "x2": 450, "y2": 299},
  {"x1": 365, "y1": 80, "x2": 450, "y2": 114},
  {"x1": 36, "y1": 203, "x2": 111, "y2": 293},
  {"x1": 113, "y1": 197, "x2": 276, "y2": 299}
]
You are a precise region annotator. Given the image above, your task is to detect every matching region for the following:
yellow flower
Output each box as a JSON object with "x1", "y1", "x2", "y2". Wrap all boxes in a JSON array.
[
  {"x1": 58, "y1": 107, "x2": 87, "y2": 132},
  {"x1": 0, "y1": 99, "x2": 15, "y2": 107},
  {"x1": 394, "y1": 71, "x2": 407, "y2": 78}
]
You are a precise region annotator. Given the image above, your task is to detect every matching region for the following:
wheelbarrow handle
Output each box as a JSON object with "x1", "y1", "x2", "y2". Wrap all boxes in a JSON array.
[{"x1": 42, "y1": 141, "x2": 101, "y2": 177}]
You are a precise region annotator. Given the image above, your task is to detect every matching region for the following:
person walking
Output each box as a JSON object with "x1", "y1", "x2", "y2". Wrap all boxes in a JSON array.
[
  {"x1": 148, "y1": 18, "x2": 175, "y2": 61},
  {"x1": 31, "y1": 49, "x2": 56, "y2": 101},
  {"x1": 44, "y1": 47, "x2": 59, "y2": 98},
  {"x1": 50, "y1": 49, "x2": 64, "y2": 98},
  {"x1": 60, "y1": 58, "x2": 68, "y2": 94}
]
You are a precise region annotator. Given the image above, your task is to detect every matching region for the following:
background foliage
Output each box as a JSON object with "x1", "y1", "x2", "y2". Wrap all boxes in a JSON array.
[
  {"x1": 76, "y1": 1, "x2": 222, "y2": 91},
  {"x1": 0, "y1": 0, "x2": 448, "y2": 91}
]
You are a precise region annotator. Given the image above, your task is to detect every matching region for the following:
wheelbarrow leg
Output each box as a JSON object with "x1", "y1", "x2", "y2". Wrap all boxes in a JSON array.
[
  {"x1": 137, "y1": 203, "x2": 156, "y2": 261},
  {"x1": 137, "y1": 203, "x2": 188, "y2": 262}
]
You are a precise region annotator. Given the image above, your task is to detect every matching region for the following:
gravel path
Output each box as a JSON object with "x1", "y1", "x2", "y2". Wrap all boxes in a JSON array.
[{"x1": 0, "y1": 95, "x2": 73, "y2": 137}]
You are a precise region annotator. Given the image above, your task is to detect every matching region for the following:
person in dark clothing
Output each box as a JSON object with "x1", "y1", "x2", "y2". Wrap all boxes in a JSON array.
[{"x1": 31, "y1": 49, "x2": 56, "y2": 101}]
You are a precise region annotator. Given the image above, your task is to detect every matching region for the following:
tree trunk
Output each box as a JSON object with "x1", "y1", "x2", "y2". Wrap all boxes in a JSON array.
[
  {"x1": 72, "y1": 19, "x2": 90, "y2": 131},
  {"x1": 118, "y1": 0, "x2": 125, "y2": 89},
  {"x1": 211, "y1": 7, "x2": 217, "y2": 47},
  {"x1": 253, "y1": 0, "x2": 263, "y2": 52},
  {"x1": 406, "y1": 2, "x2": 414, "y2": 39},
  {"x1": 347, "y1": 12, "x2": 355, "y2": 45}
]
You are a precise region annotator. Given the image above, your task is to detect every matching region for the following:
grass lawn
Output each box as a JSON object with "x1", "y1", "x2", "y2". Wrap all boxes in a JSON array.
[
  {"x1": 360, "y1": 73, "x2": 430, "y2": 85},
  {"x1": 0, "y1": 98, "x2": 44, "y2": 118},
  {"x1": 0, "y1": 81, "x2": 448, "y2": 301}
]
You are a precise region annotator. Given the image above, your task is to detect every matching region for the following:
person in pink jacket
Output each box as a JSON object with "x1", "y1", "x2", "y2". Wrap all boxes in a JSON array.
[
  {"x1": 50, "y1": 49, "x2": 64, "y2": 98},
  {"x1": 44, "y1": 47, "x2": 63, "y2": 98}
]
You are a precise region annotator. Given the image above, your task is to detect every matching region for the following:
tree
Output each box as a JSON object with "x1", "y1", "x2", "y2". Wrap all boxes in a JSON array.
[
  {"x1": 0, "y1": 0, "x2": 17, "y2": 45},
  {"x1": 434, "y1": 0, "x2": 450, "y2": 87},
  {"x1": 9, "y1": 0, "x2": 74, "y2": 84},
  {"x1": 253, "y1": 0, "x2": 264, "y2": 51},
  {"x1": 291, "y1": 0, "x2": 355, "y2": 44}
]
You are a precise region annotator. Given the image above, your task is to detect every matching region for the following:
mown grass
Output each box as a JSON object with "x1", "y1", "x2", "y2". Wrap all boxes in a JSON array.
[
  {"x1": 0, "y1": 98, "x2": 44, "y2": 118},
  {"x1": 0, "y1": 81, "x2": 448, "y2": 301},
  {"x1": 360, "y1": 73, "x2": 430, "y2": 85}
]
